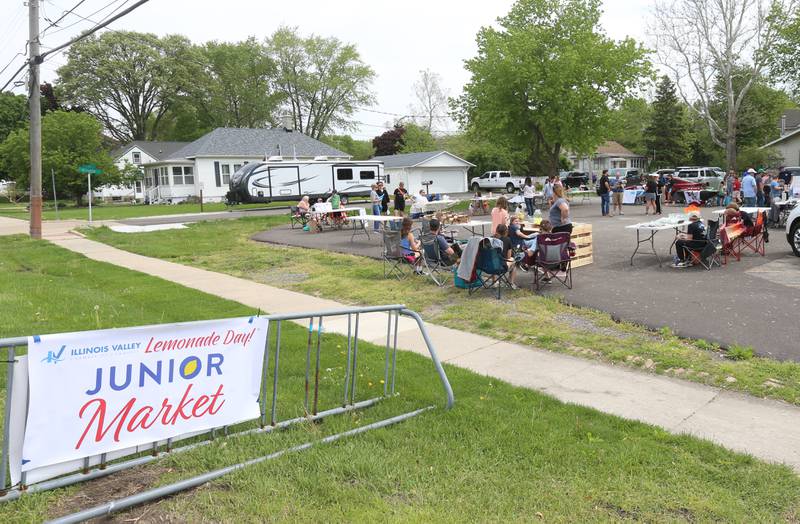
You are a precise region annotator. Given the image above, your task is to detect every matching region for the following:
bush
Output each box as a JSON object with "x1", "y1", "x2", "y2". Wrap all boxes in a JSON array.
[
  {"x1": 0, "y1": 195, "x2": 10, "y2": 204},
  {"x1": 727, "y1": 345, "x2": 754, "y2": 361}
]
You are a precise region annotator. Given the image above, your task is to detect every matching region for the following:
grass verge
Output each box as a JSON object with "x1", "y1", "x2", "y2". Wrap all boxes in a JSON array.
[
  {"x1": 1, "y1": 236, "x2": 799, "y2": 522},
  {"x1": 86, "y1": 217, "x2": 800, "y2": 406}
]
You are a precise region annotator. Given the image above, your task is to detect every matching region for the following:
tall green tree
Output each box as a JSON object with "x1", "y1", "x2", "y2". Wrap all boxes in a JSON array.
[
  {"x1": 321, "y1": 135, "x2": 374, "y2": 160},
  {"x1": 266, "y1": 27, "x2": 375, "y2": 139},
  {"x1": 770, "y1": 5, "x2": 800, "y2": 99},
  {"x1": 399, "y1": 123, "x2": 436, "y2": 153},
  {"x1": 190, "y1": 38, "x2": 283, "y2": 129},
  {"x1": 0, "y1": 111, "x2": 119, "y2": 204},
  {"x1": 0, "y1": 92, "x2": 27, "y2": 143},
  {"x1": 643, "y1": 76, "x2": 689, "y2": 168},
  {"x1": 57, "y1": 31, "x2": 199, "y2": 142},
  {"x1": 454, "y1": 0, "x2": 650, "y2": 176},
  {"x1": 608, "y1": 97, "x2": 652, "y2": 155}
]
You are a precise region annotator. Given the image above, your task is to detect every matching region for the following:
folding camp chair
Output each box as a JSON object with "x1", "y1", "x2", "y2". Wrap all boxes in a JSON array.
[
  {"x1": 469, "y1": 238, "x2": 513, "y2": 299},
  {"x1": 290, "y1": 206, "x2": 308, "y2": 229},
  {"x1": 420, "y1": 233, "x2": 454, "y2": 287},
  {"x1": 532, "y1": 232, "x2": 573, "y2": 291},
  {"x1": 686, "y1": 219, "x2": 722, "y2": 270},
  {"x1": 739, "y1": 211, "x2": 766, "y2": 256},
  {"x1": 382, "y1": 230, "x2": 416, "y2": 280}
]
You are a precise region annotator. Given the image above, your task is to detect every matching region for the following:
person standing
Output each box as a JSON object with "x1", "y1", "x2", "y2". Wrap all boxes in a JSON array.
[
  {"x1": 644, "y1": 174, "x2": 658, "y2": 215},
  {"x1": 771, "y1": 174, "x2": 785, "y2": 202},
  {"x1": 393, "y1": 182, "x2": 408, "y2": 217},
  {"x1": 655, "y1": 173, "x2": 664, "y2": 215},
  {"x1": 522, "y1": 177, "x2": 536, "y2": 217},
  {"x1": 543, "y1": 176, "x2": 555, "y2": 206},
  {"x1": 732, "y1": 173, "x2": 741, "y2": 204},
  {"x1": 741, "y1": 168, "x2": 757, "y2": 207},
  {"x1": 370, "y1": 183, "x2": 381, "y2": 231},
  {"x1": 756, "y1": 169, "x2": 765, "y2": 207},
  {"x1": 491, "y1": 196, "x2": 510, "y2": 235},
  {"x1": 549, "y1": 185, "x2": 572, "y2": 234},
  {"x1": 377, "y1": 182, "x2": 390, "y2": 214},
  {"x1": 611, "y1": 173, "x2": 624, "y2": 215},
  {"x1": 598, "y1": 169, "x2": 611, "y2": 216}
]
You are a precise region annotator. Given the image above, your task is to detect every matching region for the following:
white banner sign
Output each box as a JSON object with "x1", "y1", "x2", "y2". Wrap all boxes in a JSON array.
[{"x1": 22, "y1": 317, "x2": 268, "y2": 474}]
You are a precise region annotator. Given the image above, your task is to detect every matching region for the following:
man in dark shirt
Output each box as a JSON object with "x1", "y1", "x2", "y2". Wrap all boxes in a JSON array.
[
  {"x1": 598, "y1": 169, "x2": 611, "y2": 216},
  {"x1": 673, "y1": 211, "x2": 706, "y2": 268},
  {"x1": 427, "y1": 219, "x2": 461, "y2": 265}
]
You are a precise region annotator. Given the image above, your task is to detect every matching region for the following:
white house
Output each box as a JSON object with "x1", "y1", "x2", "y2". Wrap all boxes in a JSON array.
[
  {"x1": 114, "y1": 128, "x2": 350, "y2": 204},
  {"x1": 761, "y1": 127, "x2": 800, "y2": 167},
  {"x1": 568, "y1": 141, "x2": 648, "y2": 176},
  {"x1": 371, "y1": 150, "x2": 474, "y2": 195},
  {"x1": 103, "y1": 141, "x2": 189, "y2": 201}
]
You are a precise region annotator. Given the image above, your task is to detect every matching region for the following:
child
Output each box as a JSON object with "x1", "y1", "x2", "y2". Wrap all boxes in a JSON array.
[{"x1": 469, "y1": 191, "x2": 489, "y2": 216}]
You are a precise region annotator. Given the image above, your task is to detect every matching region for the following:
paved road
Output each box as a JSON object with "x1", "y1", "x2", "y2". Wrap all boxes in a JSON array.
[{"x1": 556, "y1": 198, "x2": 800, "y2": 361}]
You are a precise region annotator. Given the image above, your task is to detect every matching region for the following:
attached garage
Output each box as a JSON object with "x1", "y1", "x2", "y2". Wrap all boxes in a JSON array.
[{"x1": 372, "y1": 150, "x2": 474, "y2": 195}]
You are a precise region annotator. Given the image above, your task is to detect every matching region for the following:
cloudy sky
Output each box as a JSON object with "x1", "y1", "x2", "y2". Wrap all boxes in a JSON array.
[{"x1": 0, "y1": 0, "x2": 651, "y2": 139}]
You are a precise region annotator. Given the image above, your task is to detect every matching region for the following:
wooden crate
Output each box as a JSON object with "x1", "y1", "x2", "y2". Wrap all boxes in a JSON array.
[
  {"x1": 520, "y1": 221, "x2": 593, "y2": 269},
  {"x1": 570, "y1": 222, "x2": 593, "y2": 268}
]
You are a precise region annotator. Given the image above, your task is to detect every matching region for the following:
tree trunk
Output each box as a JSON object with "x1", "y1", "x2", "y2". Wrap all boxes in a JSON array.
[{"x1": 726, "y1": 112, "x2": 737, "y2": 170}]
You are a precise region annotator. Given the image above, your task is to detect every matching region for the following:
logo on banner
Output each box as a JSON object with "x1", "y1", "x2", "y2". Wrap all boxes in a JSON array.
[{"x1": 41, "y1": 345, "x2": 66, "y2": 364}]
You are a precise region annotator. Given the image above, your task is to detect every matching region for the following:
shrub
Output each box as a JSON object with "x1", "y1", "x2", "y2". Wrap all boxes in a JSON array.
[{"x1": 727, "y1": 345, "x2": 754, "y2": 361}]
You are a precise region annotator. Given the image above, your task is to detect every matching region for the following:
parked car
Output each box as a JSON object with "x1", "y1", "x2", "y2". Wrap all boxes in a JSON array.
[
  {"x1": 673, "y1": 166, "x2": 723, "y2": 191},
  {"x1": 561, "y1": 171, "x2": 589, "y2": 188},
  {"x1": 786, "y1": 204, "x2": 800, "y2": 257},
  {"x1": 608, "y1": 168, "x2": 642, "y2": 187},
  {"x1": 470, "y1": 171, "x2": 527, "y2": 192}
]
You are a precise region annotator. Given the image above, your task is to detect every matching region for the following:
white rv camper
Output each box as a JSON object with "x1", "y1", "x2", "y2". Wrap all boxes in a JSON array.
[{"x1": 228, "y1": 158, "x2": 385, "y2": 204}]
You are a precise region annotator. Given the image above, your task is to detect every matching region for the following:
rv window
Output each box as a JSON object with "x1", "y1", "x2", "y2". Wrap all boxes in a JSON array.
[
  {"x1": 359, "y1": 170, "x2": 375, "y2": 180},
  {"x1": 337, "y1": 168, "x2": 354, "y2": 180},
  {"x1": 183, "y1": 166, "x2": 194, "y2": 185}
]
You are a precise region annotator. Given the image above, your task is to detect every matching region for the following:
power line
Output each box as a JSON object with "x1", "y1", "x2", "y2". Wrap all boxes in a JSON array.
[
  {"x1": 44, "y1": 0, "x2": 126, "y2": 36},
  {"x1": 40, "y1": 0, "x2": 90, "y2": 38},
  {"x1": 355, "y1": 106, "x2": 451, "y2": 119}
]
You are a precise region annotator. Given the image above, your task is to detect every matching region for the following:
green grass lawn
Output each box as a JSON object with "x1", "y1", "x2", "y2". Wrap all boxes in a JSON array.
[
  {"x1": 2, "y1": 237, "x2": 800, "y2": 522},
  {"x1": 0, "y1": 201, "x2": 296, "y2": 221},
  {"x1": 86, "y1": 217, "x2": 800, "y2": 407}
]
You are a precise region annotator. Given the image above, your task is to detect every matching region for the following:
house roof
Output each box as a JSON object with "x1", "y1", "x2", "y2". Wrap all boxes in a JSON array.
[
  {"x1": 595, "y1": 141, "x2": 639, "y2": 157},
  {"x1": 781, "y1": 109, "x2": 800, "y2": 131},
  {"x1": 112, "y1": 141, "x2": 190, "y2": 161},
  {"x1": 163, "y1": 128, "x2": 349, "y2": 161},
  {"x1": 371, "y1": 150, "x2": 475, "y2": 169},
  {"x1": 761, "y1": 126, "x2": 800, "y2": 149}
]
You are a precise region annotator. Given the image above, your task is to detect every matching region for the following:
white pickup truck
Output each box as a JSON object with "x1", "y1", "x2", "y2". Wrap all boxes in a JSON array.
[{"x1": 470, "y1": 171, "x2": 527, "y2": 193}]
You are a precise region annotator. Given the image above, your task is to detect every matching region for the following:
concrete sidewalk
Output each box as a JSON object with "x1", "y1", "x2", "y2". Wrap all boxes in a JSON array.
[{"x1": 34, "y1": 233, "x2": 800, "y2": 473}]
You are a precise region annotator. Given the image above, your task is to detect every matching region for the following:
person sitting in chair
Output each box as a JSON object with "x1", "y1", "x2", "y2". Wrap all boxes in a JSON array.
[
  {"x1": 469, "y1": 191, "x2": 490, "y2": 215},
  {"x1": 673, "y1": 211, "x2": 706, "y2": 268},
  {"x1": 493, "y1": 223, "x2": 518, "y2": 289},
  {"x1": 509, "y1": 216, "x2": 538, "y2": 261},
  {"x1": 428, "y1": 218, "x2": 462, "y2": 266},
  {"x1": 297, "y1": 195, "x2": 310, "y2": 215}
]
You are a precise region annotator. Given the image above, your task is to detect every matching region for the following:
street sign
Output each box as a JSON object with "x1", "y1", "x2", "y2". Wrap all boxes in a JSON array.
[{"x1": 78, "y1": 164, "x2": 102, "y2": 174}]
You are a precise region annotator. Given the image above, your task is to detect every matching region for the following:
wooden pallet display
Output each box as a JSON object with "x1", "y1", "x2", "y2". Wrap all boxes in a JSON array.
[
  {"x1": 570, "y1": 222, "x2": 593, "y2": 268},
  {"x1": 521, "y1": 221, "x2": 594, "y2": 269}
]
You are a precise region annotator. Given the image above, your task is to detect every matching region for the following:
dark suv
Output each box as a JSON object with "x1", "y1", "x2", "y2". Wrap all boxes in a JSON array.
[{"x1": 563, "y1": 171, "x2": 589, "y2": 188}]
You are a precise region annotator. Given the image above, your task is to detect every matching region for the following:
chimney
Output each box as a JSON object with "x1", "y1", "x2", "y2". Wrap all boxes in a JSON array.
[
  {"x1": 281, "y1": 114, "x2": 294, "y2": 132},
  {"x1": 781, "y1": 114, "x2": 787, "y2": 136}
]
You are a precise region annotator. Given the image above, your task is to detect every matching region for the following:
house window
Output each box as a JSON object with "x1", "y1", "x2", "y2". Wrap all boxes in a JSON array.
[
  {"x1": 233, "y1": 164, "x2": 242, "y2": 173},
  {"x1": 359, "y1": 170, "x2": 375, "y2": 180},
  {"x1": 337, "y1": 168, "x2": 353, "y2": 180},
  {"x1": 172, "y1": 166, "x2": 184, "y2": 185},
  {"x1": 132, "y1": 152, "x2": 141, "y2": 164},
  {"x1": 160, "y1": 167, "x2": 170, "y2": 185},
  {"x1": 221, "y1": 164, "x2": 231, "y2": 184},
  {"x1": 183, "y1": 166, "x2": 194, "y2": 185},
  {"x1": 135, "y1": 181, "x2": 142, "y2": 193}
]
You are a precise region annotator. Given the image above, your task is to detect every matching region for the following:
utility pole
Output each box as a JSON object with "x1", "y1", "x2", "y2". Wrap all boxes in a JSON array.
[{"x1": 28, "y1": 0, "x2": 42, "y2": 239}]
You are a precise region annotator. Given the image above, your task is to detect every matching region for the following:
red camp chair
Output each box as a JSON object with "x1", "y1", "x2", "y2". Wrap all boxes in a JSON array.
[
  {"x1": 739, "y1": 211, "x2": 766, "y2": 256},
  {"x1": 720, "y1": 223, "x2": 744, "y2": 263},
  {"x1": 532, "y1": 233, "x2": 573, "y2": 291}
]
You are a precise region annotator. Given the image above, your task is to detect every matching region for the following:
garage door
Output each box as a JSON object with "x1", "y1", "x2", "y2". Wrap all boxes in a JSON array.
[{"x1": 424, "y1": 169, "x2": 467, "y2": 193}]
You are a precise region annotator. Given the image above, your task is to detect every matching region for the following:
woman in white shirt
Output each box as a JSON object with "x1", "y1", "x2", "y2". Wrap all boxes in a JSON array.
[{"x1": 522, "y1": 177, "x2": 536, "y2": 217}]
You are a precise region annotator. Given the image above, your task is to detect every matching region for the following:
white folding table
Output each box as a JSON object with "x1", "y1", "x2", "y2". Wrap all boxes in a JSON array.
[{"x1": 626, "y1": 219, "x2": 689, "y2": 266}]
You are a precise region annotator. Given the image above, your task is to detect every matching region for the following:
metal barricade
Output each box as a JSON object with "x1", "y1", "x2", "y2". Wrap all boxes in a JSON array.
[{"x1": 0, "y1": 304, "x2": 454, "y2": 517}]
